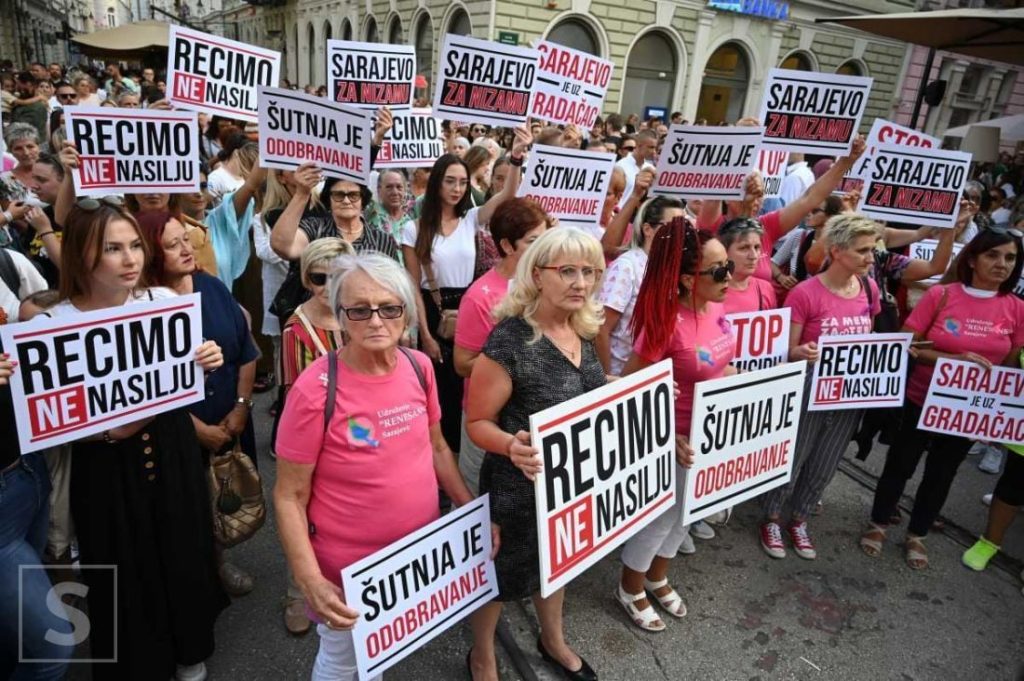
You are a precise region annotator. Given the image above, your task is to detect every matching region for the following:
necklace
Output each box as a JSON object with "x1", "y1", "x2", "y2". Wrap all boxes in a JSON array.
[
  {"x1": 547, "y1": 333, "x2": 580, "y2": 361},
  {"x1": 823, "y1": 275, "x2": 857, "y2": 296}
]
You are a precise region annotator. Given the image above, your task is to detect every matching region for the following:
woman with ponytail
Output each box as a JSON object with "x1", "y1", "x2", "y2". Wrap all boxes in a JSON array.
[{"x1": 614, "y1": 217, "x2": 736, "y2": 631}]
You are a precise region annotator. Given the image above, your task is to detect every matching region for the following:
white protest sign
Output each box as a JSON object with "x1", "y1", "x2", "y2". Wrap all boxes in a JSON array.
[
  {"x1": 684, "y1": 362, "x2": 806, "y2": 525},
  {"x1": 375, "y1": 109, "x2": 445, "y2": 169},
  {"x1": 64, "y1": 107, "x2": 200, "y2": 196},
  {"x1": 258, "y1": 87, "x2": 372, "y2": 184},
  {"x1": 857, "y1": 144, "x2": 972, "y2": 229},
  {"x1": 433, "y1": 34, "x2": 538, "y2": 128},
  {"x1": 1014, "y1": 274, "x2": 1024, "y2": 299},
  {"x1": 759, "y1": 69, "x2": 873, "y2": 155},
  {"x1": 167, "y1": 25, "x2": 281, "y2": 123},
  {"x1": 0, "y1": 294, "x2": 205, "y2": 454},
  {"x1": 531, "y1": 40, "x2": 613, "y2": 129},
  {"x1": 909, "y1": 239, "x2": 963, "y2": 285},
  {"x1": 326, "y1": 40, "x2": 415, "y2": 109},
  {"x1": 652, "y1": 126, "x2": 763, "y2": 201},
  {"x1": 852, "y1": 118, "x2": 940, "y2": 180},
  {"x1": 725, "y1": 307, "x2": 791, "y2": 372},
  {"x1": 516, "y1": 144, "x2": 614, "y2": 232},
  {"x1": 808, "y1": 333, "x2": 912, "y2": 411},
  {"x1": 341, "y1": 496, "x2": 497, "y2": 679},
  {"x1": 531, "y1": 360, "x2": 676, "y2": 597},
  {"x1": 758, "y1": 148, "x2": 788, "y2": 198},
  {"x1": 918, "y1": 358, "x2": 1024, "y2": 445}
]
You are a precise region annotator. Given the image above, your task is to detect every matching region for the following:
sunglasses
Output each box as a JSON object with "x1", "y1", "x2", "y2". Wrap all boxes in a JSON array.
[
  {"x1": 698, "y1": 260, "x2": 736, "y2": 283},
  {"x1": 308, "y1": 271, "x2": 328, "y2": 287},
  {"x1": 537, "y1": 265, "x2": 602, "y2": 284},
  {"x1": 338, "y1": 304, "x2": 405, "y2": 321},
  {"x1": 330, "y1": 190, "x2": 362, "y2": 204},
  {"x1": 621, "y1": 145, "x2": 636, "y2": 152},
  {"x1": 988, "y1": 225, "x2": 1023, "y2": 238},
  {"x1": 57, "y1": 93, "x2": 76, "y2": 100},
  {"x1": 199, "y1": 181, "x2": 208, "y2": 190},
  {"x1": 471, "y1": 126, "x2": 486, "y2": 132},
  {"x1": 76, "y1": 195, "x2": 126, "y2": 211}
]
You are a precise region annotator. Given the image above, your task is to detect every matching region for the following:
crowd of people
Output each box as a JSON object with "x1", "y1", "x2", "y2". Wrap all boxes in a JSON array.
[{"x1": 1, "y1": 54, "x2": 1023, "y2": 681}]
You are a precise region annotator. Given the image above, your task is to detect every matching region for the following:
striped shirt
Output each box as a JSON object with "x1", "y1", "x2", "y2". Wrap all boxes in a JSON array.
[
  {"x1": 298, "y1": 215, "x2": 399, "y2": 260},
  {"x1": 281, "y1": 310, "x2": 344, "y2": 391}
]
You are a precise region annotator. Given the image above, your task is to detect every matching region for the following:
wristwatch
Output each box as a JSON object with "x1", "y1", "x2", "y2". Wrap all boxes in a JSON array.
[{"x1": 235, "y1": 396, "x2": 254, "y2": 410}]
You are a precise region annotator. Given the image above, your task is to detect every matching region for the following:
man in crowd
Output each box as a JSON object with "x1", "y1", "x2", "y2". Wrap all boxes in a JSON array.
[
  {"x1": 53, "y1": 82, "x2": 78, "y2": 108},
  {"x1": 104, "y1": 60, "x2": 139, "y2": 95},
  {"x1": 10, "y1": 72, "x2": 47, "y2": 141},
  {"x1": 779, "y1": 152, "x2": 815, "y2": 205},
  {"x1": 364, "y1": 169, "x2": 414, "y2": 261},
  {"x1": 28, "y1": 62, "x2": 49, "y2": 82},
  {"x1": 616, "y1": 128, "x2": 657, "y2": 208},
  {"x1": 48, "y1": 63, "x2": 63, "y2": 82}
]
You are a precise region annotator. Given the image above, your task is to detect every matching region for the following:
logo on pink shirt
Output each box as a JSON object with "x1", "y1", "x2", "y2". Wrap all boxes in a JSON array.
[
  {"x1": 347, "y1": 416, "x2": 380, "y2": 448},
  {"x1": 943, "y1": 317, "x2": 961, "y2": 337},
  {"x1": 697, "y1": 346, "x2": 715, "y2": 367}
]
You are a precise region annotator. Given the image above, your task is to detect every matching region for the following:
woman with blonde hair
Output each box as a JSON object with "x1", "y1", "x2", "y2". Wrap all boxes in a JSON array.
[{"x1": 466, "y1": 228, "x2": 605, "y2": 681}]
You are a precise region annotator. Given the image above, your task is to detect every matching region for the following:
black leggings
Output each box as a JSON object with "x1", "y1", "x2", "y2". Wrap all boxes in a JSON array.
[
  {"x1": 994, "y1": 451, "x2": 1024, "y2": 507},
  {"x1": 421, "y1": 286, "x2": 467, "y2": 454}
]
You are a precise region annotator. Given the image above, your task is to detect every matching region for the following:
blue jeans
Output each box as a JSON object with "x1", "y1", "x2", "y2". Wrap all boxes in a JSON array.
[{"x1": 0, "y1": 452, "x2": 73, "y2": 680}]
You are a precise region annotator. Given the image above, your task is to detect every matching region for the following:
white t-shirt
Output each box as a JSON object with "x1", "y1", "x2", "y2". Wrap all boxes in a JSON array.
[
  {"x1": 206, "y1": 167, "x2": 244, "y2": 207},
  {"x1": 616, "y1": 155, "x2": 641, "y2": 209},
  {"x1": 0, "y1": 249, "x2": 47, "y2": 324},
  {"x1": 779, "y1": 161, "x2": 814, "y2": 205},
  {"x1": 47, "y1": 286, "x2": 178, "y2": 318},
  {"x1": 991, "y1": 206, "x2": 1012, "y2": 226},
  {"x1": 596, "y1": 248, "x2": 648, "y2": 375},
  {"x1": 400, "y1": 208, "x2": 480, "y2": 288}
]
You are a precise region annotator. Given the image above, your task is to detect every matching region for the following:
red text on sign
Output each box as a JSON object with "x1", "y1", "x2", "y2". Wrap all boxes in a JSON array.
[
  {"x1": 174, "y1": 73, "x2": 206, "y2": 103},
  {"x1": 816, "y1": 377, "x2": 843, "y2": 403},
  {"x1": 548, "y1": 497, "x2": 592, "y2": 575},
  {"x1": 28, "y1": 385, "x2": 87, "y2": 437}
]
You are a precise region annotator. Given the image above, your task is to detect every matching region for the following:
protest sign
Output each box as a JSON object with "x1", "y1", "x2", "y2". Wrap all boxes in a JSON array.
[
  {"x1": 918, "y1": 358, "x2": 1024, "y2": 445},
  {"x1": 852, "y1": 118, "x2": 940, "y2": 180},
  {"x1": 1014, "y1": 274, "x2": 1024, "y2": 299},
  {"x1": 326, "y1": 40, "x2": 415, "y2": 109},
  {"x1": 516, "y1": 144, "x2": 614, "y2": 232},
  {"x1": 531, "y1": 360, "x2": 676, "y2": 597},
  {"x1": 725, "y1": 307, "x2": 791, "y2": 372},
  {"x1": 759, "y1": 69, "x2": 873, "y2": 155},
  {"x1": 257, "y1": 87, "x2": 372, "y2": 183},
  {"x1": 433, "y1": 34, "x2": 538, "y2": 128},
  {"x1": 758, "y1": 148, "x2": 788, "y2": 198},
  {"x1": 0, "y1": 294, "x2": 205, "y2": 454},
  {"x1": 808, "y1": 333, "x2": 912, "y2": 411},
  {"x1": 341, "y1": 496, "x2": 498, "y2": 679},
  {"x1": 684, "y1": 362, "x2": 806, "y2": 525},
  {"x1": 375, "y1": 108, "x2": 445, "y2": 169},
  {"x1": 530, "y1": 40, "x2": 613, "y2": 128},
  {"x1": 909, "y1": 239, "x2": 964, "y2": 285},
  {"x1": 167, "y1": 25, "x2": 280, "y2": 122},
  {"x1": 652, "y1": 126, "x2": 763, "y2": 201},
  {"x1": 857, "y1": 144, "x2": 972, "y2": 229},
  {"x1": 64, "y1": 107, "x2": 200, "y2": 196}
]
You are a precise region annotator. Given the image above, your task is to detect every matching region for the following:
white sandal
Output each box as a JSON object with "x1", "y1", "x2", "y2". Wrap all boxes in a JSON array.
[
  {"x1": 614, "y1": 584, "x2": 665, "y2": 632},
  {"x1": 644, "y1": 578, "x2": 688, "y2": 618}
]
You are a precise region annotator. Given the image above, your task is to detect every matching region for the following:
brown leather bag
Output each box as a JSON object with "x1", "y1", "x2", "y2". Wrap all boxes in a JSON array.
[
  {"x1": 208, "y1": 441, "x2": 266, "y2": 548},
  {"x1": 422, "y1": 260, "x2": 458, "y2": 340}
]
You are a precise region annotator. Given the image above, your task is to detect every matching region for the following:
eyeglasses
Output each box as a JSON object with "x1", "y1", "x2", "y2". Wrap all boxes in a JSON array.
[
  {"x1": 537, "y1": 265, "x2": 602, "y2": 284},
  {"x1": 330, "y1": 190, "x2": 362, "y2": 204},
  {"x1": 76, "y1": 195, "x2": 126, "y2": 211},
  {"x1": 199, "y1": 181, "x2": 208, "y2": 190},
  {"x1": 988, "y1": 225, "x2": 1023, "y2": 238},
  {"x1": 308, "y1": 272, "x2": 328, "y2": 287},
  {"x1": 621, "y1": 145, "x2": 636, "y2": 152},
  {"x1": 698, "y1": 260, "x2": 736, "y2": 283},
  {"x1": 339, "y1": 304, "x2": 405, "y2": 321},
  {"x1": 471, "y1": 126, "x2": 486, "y2": 133},
  {"x1": 57, "y1": 92, "x2": 76, "y2": 100}
]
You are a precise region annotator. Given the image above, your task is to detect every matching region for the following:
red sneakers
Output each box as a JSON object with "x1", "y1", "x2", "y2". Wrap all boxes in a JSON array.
[
  {"x1": 759, "y1": 522, "x2": 786, "y2": 559},
  {"x1": 787, "y1": 521, "x2": 817, "y2": 560}
]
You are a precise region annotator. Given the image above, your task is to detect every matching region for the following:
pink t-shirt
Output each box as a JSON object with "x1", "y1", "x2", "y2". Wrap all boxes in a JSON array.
[
  {"x1": 701, "y1": 210, "x2": 784, "y2": 284},
  {"x1": 785, "y1": 276, "x2": 881, "y2": 345},
  {"x1": 454, "y1": 267, "x2": 510, "y2": 408},
  {"x1": 275, "y1": 350, "x2": 442, "y2": 592},
  {"x1": 904, "y1": 283, "x2": 1024, "y2": 405},
  {"x1": 635, "y1": 302, "x2": 735, "y2": 435},
  {"x1": 723, "y1": 277, "x2": 778, "y2": 315}
]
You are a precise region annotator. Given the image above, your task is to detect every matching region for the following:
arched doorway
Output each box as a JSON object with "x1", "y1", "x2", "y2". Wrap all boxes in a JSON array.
[
  {"x1": 695, "y1": 42, "x2": 749, "y2": 125},
  {"x1": 836, "y1": 60, "x2": 864, "y2": 77},
  {"x1": 365, "y1": 16, "x2": 378, "y2": 42},
  {"x1": 779, "y1": 51, "x2": 812, "y2": 71},
  {"x1": 388, "y1": 16, "x2": 402, "y2": 44},
  {"x1": 341, "y1": 19, "x2": 352, "y2": 41},
  {"x1": 306, "y1": 23, "x2": 316, "y2": 87},
  {"x1": 622, "y1": 32, "x2": 677, "y2": 117},
  {"x1": 547, "y1": 18, "x2": 600, "y2": 56},
  {"x1": 414, "y1": 14, "x2": 433, "y2": 96},
  {"x1": 447, "y1": 7, "x2": 471, "y2": 36}
]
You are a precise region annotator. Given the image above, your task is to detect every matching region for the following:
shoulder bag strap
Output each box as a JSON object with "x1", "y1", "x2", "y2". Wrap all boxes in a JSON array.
[
  {"x1": 0, "y1": 248, "x2": 21, "y2": 298},
  {"x1": 421, "y1": 259, "x2": 445, "y2": 311},
  {"x1": 398, "y1": 346, "x2": 427, "y2": 392},
  {"x1": 323, "y1": 350, "x2": 338, "y2": 435},
  {"x1": 296, "y1": 305, "x2": 329, "y2": 356}
]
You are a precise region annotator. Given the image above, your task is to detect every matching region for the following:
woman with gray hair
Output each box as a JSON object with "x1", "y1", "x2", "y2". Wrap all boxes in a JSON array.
[
  {"x1": 274, "y1": 253, "x2": 476, "y2": 680},
  {"x1": 2, "y1": 122, "x2": 41, "y2": 193}
]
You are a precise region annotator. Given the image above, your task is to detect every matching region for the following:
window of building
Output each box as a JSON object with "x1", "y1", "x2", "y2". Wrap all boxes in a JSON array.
[
  {"x1": 621, "y1": 32, "x2": 677, "y2": 118},
  {"x1": 696, "y1": 42, "x2": 750, "y2": 125},
  {"x1": 106, "y1": 7, "x2": 116, "y2": 27},
  {"x1": 547, "y1": 18, "x2": 600, "y2": 56},
  {"x1": 307, "y1": 23, "x2": 316, "y2": 86},
  {"x1": 958, "y1": 64, "x2": 986, "y2": 96},
  {"x1": 365, "y1": 16, "x2": 378, "y2": 43},
  {"x1": 415, "y1": 15, "x2": 433, "y2": 96},
  {"x1": 341, "y1": 19, "x2": 352, "y2": 41},
  {"x1": 836, "y1": 60, "x2": 863, "y2": 77},
  {"x1": 388, "y1": 17, "x2": 401, "y2": 44},
  {"x1": 779, "y1": 51, "x2": 812, "y2": 71},
  {"x1": 323, "y1": 20, "x2": 332, "y2": 45},
  {"x1": 447, "y1": 8, "x2": 471, "y2": 36}
]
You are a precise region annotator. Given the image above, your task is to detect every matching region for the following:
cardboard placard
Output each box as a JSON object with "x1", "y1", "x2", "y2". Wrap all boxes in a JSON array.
[
  {"x1": 530, "y1": 40, "x2": 613, "y2": 128},
  {"x1": 258, "y1": 87, "x2": 372, "y2": 184},
  {"x1": 516, "y1": 144, "x2": 614, "y2": 231},
  {"x1": 433, "y1": 34, "x2": 538, "y2": 128},
  {"x1": 375, "y1": 108, "x2": 445, "y2": 169},
  {"x1": 758, "y1": 148, "x2": 788, "y2": 198},
  {"x1": 64, "y1": 107, "x2": 200, "y2": 196},
  {"x1": 851, "y1": 118, "x2": 940, "y2": 180},
  {"x1": 0, "y1": 294, "x2": 205, "y2": 454},
  {"x1": 808, "y1": 333, "x2": 912, "y2": 411},
  {"x1": 341, "y1": 496, "x2": 498, "y2": 680},
  {"x1": 326, "y1": 40, "x2": 415, "y2": 109},
  {"x1": 652, "y1": 126, "x2": 763, "y2": 201},
  {"x1": 167, "y1": 25, "x2": 281, "y2": 122},
  {"x1": 918, "y1": 358, "x2": 1024, "y2": 445},
  {"x1": 857, "y1": 144, "x2": 972, "y2": 229},
  {"x1": 683, "y1": 362, "x2": 806, "y2": 525},
  {"x1": 759, "y1": 69, "x2": 873, "y2": 155},
  {"x1": 725, "y1": 307, "x2": 791, "y2": 372},
  {"x1": 908, "y1": 239, "x2": 964, "y2": 286},
  {"x1": 530, "y1": 360, "x2": 676, "y2": 597}
]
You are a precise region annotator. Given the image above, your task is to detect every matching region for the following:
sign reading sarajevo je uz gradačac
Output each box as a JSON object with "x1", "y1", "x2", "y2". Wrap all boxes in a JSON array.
[{"x1": 918, "y1": 358, "x2": 1024, "y2": 446}]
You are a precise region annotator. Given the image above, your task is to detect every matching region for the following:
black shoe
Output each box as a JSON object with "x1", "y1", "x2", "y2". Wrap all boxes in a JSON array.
[{"x1": 536, "y1": 636, "x2": 597, "y2": 681}]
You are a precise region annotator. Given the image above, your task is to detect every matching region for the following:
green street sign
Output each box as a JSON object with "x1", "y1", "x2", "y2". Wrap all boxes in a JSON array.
[{"x1": 497, "y1": 31, "x2": 519, "y2": 46}]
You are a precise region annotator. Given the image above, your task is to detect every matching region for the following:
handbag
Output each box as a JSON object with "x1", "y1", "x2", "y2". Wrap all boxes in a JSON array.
[
  {"x1": 208, "y1": 440, "x2": 266, "y2": 548},
  {"x1": 422, "y1": 260, "x2": 458, "y2": 340},
  {"x1": 270, "y1": 266, "x2": 311, "y2": 327}
]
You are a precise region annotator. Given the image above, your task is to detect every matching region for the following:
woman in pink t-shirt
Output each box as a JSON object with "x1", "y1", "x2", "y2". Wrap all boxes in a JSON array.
[
  {"x1": 759, "y1": 215, "x2": 881, "y2": 562},
  {"x1": 274, "y1": 253, "x2": 475, "y2": 680},
  {"x1": 720, "y1": 217, "x2": 778, "y2": 315},
  {"x1": 864, "y1": 228, "x2": 1024, "y2": 569},
  {"x1": 615, "y1": 218, "x2": 736, "y2": 631}
]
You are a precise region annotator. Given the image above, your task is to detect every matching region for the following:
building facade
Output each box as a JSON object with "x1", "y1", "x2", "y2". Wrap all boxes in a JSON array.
[
  {"x1": 212, "y1": 0, "x2": 914, "y2": 127},
  {"x1": 0, "y1": 0, "x2": 92, "y2": 66}
]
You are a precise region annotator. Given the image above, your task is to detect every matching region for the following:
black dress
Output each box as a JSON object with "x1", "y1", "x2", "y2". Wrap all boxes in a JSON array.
[{"x1": 478, "y1": 317, "x2": 606, "y2": 600}]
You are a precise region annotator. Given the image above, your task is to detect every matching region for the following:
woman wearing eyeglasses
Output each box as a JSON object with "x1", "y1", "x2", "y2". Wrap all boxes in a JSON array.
[{"x1": 274, "y1": 253, "x2": 474, "y2": 681}]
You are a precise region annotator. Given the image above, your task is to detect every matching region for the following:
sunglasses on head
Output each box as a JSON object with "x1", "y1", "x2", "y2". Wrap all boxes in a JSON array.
[
  {"x1": 698, "y1": 260, "x2": 736, "y2": 283},
  {"x1": 76, "y1": 195, "x2": 126, "y2": 211},
  {"x1": 308, "y1": 272, "x2": 328, "y2": 287}
]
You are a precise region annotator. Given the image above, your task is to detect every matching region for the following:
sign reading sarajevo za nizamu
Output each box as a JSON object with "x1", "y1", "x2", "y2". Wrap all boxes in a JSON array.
[
  {"x1": 531, "y1": 360, "x2": 676, "y2": 597},
  {"x1": 168, "y1": 25, "x2": 281, "y2": 123},
  {"x1": 64, "y1": 107, "x2": 200, "y2": 196},
  {"x1": 326, "y1": 40, "x2": 415, "y2": 109},
  {"x1": 0, "y1": 294, "x2": 205, "y2": 454},
  {"x1": 918, "y1": 358, "x2": 1024, "y2": 446}
]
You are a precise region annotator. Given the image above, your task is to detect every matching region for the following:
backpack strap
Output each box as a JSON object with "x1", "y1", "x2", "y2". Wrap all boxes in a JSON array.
[
  {"x1": 0, "y1": 248, "x2": 21, "y2": 299},
  {"x1": 860, "y1": 275, "x2": 873, "y2": 309},
  {"x1": 323, "y1": 350, "x2": 338, "y2": 435},
  {"x1": 398, "y1": 346, "x2": 427, "y2": 392}
]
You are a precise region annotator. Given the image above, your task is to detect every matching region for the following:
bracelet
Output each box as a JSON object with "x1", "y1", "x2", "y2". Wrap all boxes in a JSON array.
[
  {"x1": 508, "y1": 154, "x2": 524, "y2": 167},
  {"x1": 235, "y1": 396, "x2": 254, "y2": 410},
  {"x1": 35, "y1": 231, "x2": 54, "y2": 239}
]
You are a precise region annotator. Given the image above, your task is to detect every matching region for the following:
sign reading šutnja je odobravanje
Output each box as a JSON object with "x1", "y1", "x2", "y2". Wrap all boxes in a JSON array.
[
  {"x1": 326, "y1": 40, "x2": 416, "y2": 109},
  {"x1": 0, "y1": 294, "x2": 205, "y2": 454},
  {"x1": 652, "y1": 126, "x2": 764, "y2": 201},
  {"x1": 918, "y1": 358, "x2": 1024, "y2": 446},
  {"x1": 516, "y1": 144, "x2": 615, "y2": 234},
  {"x1": 531, "y1": 361, "x2": 676, "y2": 597},
  {"x1": 808, "y1": 333, "x2": 912, "y2": 411}
]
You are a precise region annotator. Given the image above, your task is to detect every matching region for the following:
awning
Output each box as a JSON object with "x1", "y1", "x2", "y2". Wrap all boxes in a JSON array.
[
  {"x1": 71, "y1": 20, "x2": 170, "y2": 58},
  {"x1": 943, "y1": 113, "x2": 1024, "y2": 142}
]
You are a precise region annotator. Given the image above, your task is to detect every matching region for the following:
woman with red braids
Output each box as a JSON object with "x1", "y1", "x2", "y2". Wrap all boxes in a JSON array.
[{"x1": 614, "y1": 217, "x2": 736, "y2": 631}]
